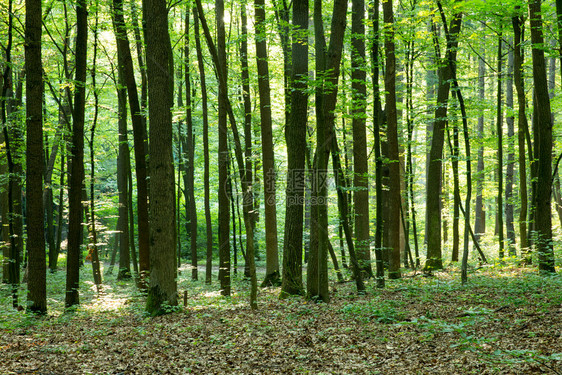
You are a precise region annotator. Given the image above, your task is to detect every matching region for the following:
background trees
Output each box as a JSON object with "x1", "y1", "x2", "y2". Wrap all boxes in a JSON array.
[{"x1": 1, "y1": 0, "x2": 561, "y2": 312}]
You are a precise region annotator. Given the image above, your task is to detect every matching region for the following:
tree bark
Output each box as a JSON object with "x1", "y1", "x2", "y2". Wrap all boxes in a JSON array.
[
  {"x1": 66, "y1": 0, "x2": 88, "y2": 308},
  {"x1": 528, "y1": 0, "x2": 555, "y2": 273},
  {"x1": 352, "y1": 0, "x2": 372, "y2": 278},
  {"x1": 383, "y1": 0, "x2": 401, "y2": 279},
  {"x1": 281, "y1": 0, "x2": 308, "y2": 297},
  {"x1": 26, "y1": 0, "x2": 47, "y2": 314},
  {"x1": 144, "y1": 0, "x2": 178, "y2": 314},
  {"x1": 254, "y1": 0, "x2": 280, "y2": 287}
]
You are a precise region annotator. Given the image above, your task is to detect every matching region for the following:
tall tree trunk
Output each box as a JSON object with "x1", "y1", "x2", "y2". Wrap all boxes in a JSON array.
[
  {"x1": 528, "y1": 0, "x2": 555, "y2": 273},
  {"x1": 383, "y1": 0, "x2": 401, "y2": 279},
  {"x1": 116, "y1": 65, "x2": 131, "y2": 281},
  {"x1": 26, "y1": 0, "x2": 46, "y2": 314},
  {"x1": 113, "y1": 0, "x2": 150, "y2": 285},
  {"x1": 254, "y1": 0, "x2": 280, "y2": 287},
  {"x1": 215, "y1": 0, "x2": 231, "y2": 296},
  {"x1": 89, "y1": 8, "x2": 103, "y2": 287},
  {"x1": 240, "y1": 1, "x2": 258, "y2": 307},
  {"x1": 281, "y1": 0, "x2": 308, "y2": 297},
  {"x1": 474, "y1": 43, "x2": 486, "y2": 239},
  {"x1": 496, "y1": 33, "x2": 504, "y2": 259},
  {"x1": 512, "y1": 12, "x2": 530, "y2": 259},
  {"x1": 183, "y1": 8, "x2": 198, "y2": 281},
  {"x1": 65, "y1": 0, "x2": 88, "y2": 308},
  {"x1": 144, "y1": 0, "x2": 178, "y2": 314},
  {"x1": 193, "y1": 6, "x2": 214, "y2": 285},
  {"x1": 352, "y1": 0, "x2": 372, "y2": 278},
  {"x1": 369, "y1": 0, "x2": 385, "y2": 287},
  {"x1": 424, "y1": 8, "x2": 462, "y2": 272},
  {"x1": 505, "y1": 39, "x2": 516, "y2": 255}
]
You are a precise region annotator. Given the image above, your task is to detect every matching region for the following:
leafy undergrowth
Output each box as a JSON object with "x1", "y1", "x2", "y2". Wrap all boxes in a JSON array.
[{"x1": 1, "y1": 265, "x2": 562, "y2": 374}]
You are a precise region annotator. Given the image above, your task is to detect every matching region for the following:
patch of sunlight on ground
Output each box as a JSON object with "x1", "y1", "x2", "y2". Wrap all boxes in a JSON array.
[{"x1": 83, "y1": 281, "x2": 129, "y2": 312}]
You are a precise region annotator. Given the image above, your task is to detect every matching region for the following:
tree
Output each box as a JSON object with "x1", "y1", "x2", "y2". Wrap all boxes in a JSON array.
[
  {"x1": 25, "y1": 0, "x2": 46, "y2": 314},
  {"x1": 424, "y1": 6, "x2": 462, "y2": 272},
  {"x1": 281, "y1": 0, "x2": 308, "y2": 297},
  {"x1": 528, "y1": 0, "x2": 555, "y2": 273},
  {"x1": 351, "y1": 0, "x2": 372, "y2": 278},
  {"x1": 382, "y1": 0, "x2": 401, "y2": 279},
  {"x1": 254, "y1": 0, "x2": 280, "y2": 287},
  {"x1": 216, "y1": 0, "x2": 231, "y2": 296},
  {"x1": 112, "y1": 0, "x2": 150, "y2": 284},
  {"x1": 66, "y1": 0, "x2": 88, "y2": 308},
  {"x1": 193, "y1": 5, "x2": 214, "y2": 285},
  {"x1": 144, "y1": 0, "x2": 178, "y2": 314}
]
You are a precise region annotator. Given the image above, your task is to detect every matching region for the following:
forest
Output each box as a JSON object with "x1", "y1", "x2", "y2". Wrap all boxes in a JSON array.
[{"x1": 1, "y1": 0, "x2": 562, "y2": 372}]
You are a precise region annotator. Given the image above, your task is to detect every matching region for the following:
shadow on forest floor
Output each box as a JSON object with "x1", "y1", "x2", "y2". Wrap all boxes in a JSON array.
[{"x1": 1, "y1": 262, "x2": 561, "y2": 374}]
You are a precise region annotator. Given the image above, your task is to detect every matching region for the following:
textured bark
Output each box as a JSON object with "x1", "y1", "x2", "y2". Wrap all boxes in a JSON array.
[
  {"x1": 528, "y1": 0, "x2": 555, "y2": 273},
  {"x1": 144, "y1": 0, "x2": 178, "y2": 314},
  {"x1": 66, "y1": 0, "x2": 88, "y2": 308},
  {"x1": 383, "y1": 0, "x2": 401, "y2": 279},
  {"x1": 352, "y1": 0, "x2": 372, "y2": 277},
  {"x1": 254, "y1": 0, "x2": 280, "y2": 287},
  {"x1": 280, "y1": 0, "x2": 308, "y2": 297},
  {"x1": 26, "y1": 0, "x2": 47, "y2": 314}
]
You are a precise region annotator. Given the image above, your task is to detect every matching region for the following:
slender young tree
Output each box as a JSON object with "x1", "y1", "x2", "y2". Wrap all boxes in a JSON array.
[
  {"x1": 424, "y1": 7, "x2": 462, "y2": 271},
  {"x1": 496, "y1": 32, "x2": 504, "y2": 259},
  {"x1": 216, "y1": 0, "x2": 231, "y2": 296},
  {"x1": 512, "y1": 11, "x2": 530, "y2": 258},
  {"x1": 505, "y1": 40, "x2": 516, "y2": 255},
  {"x1": 66, "y1": 0, "x2": 88, "y2": 308},
  {"x1": 26, "y1": 0, "x2": 46, "y2": 314},
  {"x1": 144, "y1": 0, "x2": 178, "y2": 314},
  {"x1": 193, "y1": 6, "x2": 213, "y2": 285},
  {"x1": 254, "y1": 0, "x2": 280, "y2": 286},
  {"x1": 113, "y1": 0, "x2": 150, "y2": 284},
  {"x1": 474, "y1": 44, "x2": 486, "y2": 239}
]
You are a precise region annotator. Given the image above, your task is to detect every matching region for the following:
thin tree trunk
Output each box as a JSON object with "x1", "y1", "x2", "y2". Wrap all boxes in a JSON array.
[
  {"x1": 193, "y1": 6, "x2": 213, "y2": 285},
  {"x1": 66, "y1": 0, "x2": 88, "y2": 308},
  {"x1": 113, "y1": 0, "x2": 150, "y2": 286},
  {"x1": 505, "y1": 39, "x2": 516, "y2": 255},
  {"x1": 254, "y1": 0, "x2": 280, "y2": 287},
  {"x1": 512, "y1": 12, "x2": 530, "y2": 260},
  {"x1": 474, "y1": 42, "x2": 486, "y2": 239},
  {"x1": 369, "y1": 0, "x2": 385, "y2": 287},
  {"x1": 496, "y1": 32, "x2": 504, "y2": 259}
]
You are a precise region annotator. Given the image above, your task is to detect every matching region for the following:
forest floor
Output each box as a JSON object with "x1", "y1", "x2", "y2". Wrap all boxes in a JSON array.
[{"x1": 1, "y1": 262, "x2": 562, "y2": 375}]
